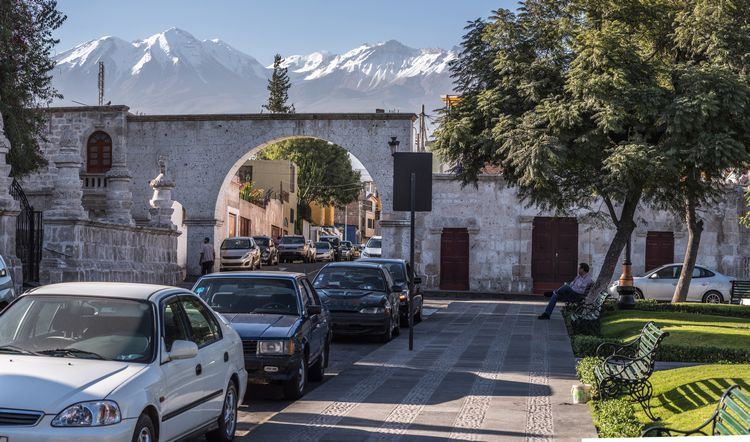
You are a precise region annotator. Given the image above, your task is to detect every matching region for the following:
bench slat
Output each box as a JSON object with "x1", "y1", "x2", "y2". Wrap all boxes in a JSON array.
[
  {"x1": 716, "y1": 408, "x2": 748, "y2": 435},
  {"x1": 724, "y1": 398, "x2": 750, "y2": 429}
]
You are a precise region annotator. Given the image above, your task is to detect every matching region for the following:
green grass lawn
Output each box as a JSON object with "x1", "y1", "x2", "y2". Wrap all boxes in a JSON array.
[
  {"x1": 635, "y1": 364, "x2": 750, "y2": 430},
  {"x1": 599, "y1": 310, "x2": 750, "y2": 351}
]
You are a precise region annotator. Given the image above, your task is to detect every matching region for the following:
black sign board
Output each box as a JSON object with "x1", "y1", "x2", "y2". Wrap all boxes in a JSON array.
[{"x1": 392, "y1": 152, "x2": 432, "y2": 212}]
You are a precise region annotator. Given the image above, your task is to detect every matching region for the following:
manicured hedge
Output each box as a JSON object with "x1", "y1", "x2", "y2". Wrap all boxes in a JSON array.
[
  {"x1": 575, "y1": 356, "x2": 603, "y2": 396},
  {"x1": 591, "y1": 399, "x2": 643, "y2": 437},
  {"x1": 629, "y1": 299, "x2": 750, "y2": 319}
]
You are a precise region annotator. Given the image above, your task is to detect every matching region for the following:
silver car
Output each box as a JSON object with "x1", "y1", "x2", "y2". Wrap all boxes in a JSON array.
[
  {"x1": 220, "y1": 237, "x2": 262, "y2": 271},
  {"x1": 0, "y1": 254, "x2": 15, "y2": 309},
  {"x1": 608, "y1": 263, "x2": 733, "y2": 303}
]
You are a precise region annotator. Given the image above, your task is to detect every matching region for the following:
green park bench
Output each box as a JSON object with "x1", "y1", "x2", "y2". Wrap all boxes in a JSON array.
[
  {"x1": 642, "y1": 385, "x2": 750, "y2": 436},
  {"x1": 567, "y1": 291, "x2": 609, "y2": 334},
  {"x1": 594, "y1": 321, "x2": 669, "y2": 420},
  {"x1": 731, "y1": 280, "x2": 750, "y2": 304}
]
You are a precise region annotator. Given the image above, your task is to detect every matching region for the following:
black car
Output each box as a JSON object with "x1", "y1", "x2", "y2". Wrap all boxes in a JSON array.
[
  {"x1": 312, "y1": 262, "x2": 402, "y2": 341},
  {"x1": 192, "y1": 272, "x2": 331, "y2": 399},
  {"x1": 359, "y1": 258, "x2": 423, "y2": 326},
  {"x1": 253, "y1": 235, "x2": 279, "y2": 266}
]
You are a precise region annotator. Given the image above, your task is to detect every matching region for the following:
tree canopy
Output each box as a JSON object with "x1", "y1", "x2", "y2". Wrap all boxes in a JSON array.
[
  {"x1": 0, "y1": 0, "x2": 65, "y2": 177},
  {"x1": 263, "y1": 54, "x2": 295, "y2": 114}
]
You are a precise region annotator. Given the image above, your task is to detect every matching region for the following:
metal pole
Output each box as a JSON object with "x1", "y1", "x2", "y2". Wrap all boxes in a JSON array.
[{"x1": 409, "y1": 172, "x2": 415, "y2": 351}]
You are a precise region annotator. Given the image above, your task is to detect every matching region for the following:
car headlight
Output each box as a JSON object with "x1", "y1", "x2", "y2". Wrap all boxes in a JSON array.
[
  {"x1": 51, "y1": 401, "x2": 121, "y2": 427},
  {"x1": 0, "y1": 268, "x2": 6, "y2": 277},
  {"x1": 359, "y1": 306, "x2": 385, "y2": 314},
  {"x1": 257, "y1": 340, "x2": 295, "y2": 355}
]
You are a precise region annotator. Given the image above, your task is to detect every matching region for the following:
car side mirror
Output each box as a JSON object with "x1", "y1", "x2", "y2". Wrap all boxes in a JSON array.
[
  {"x1": 392, "y1": 285, "x2": 404, "y2": 293},
  {"x1": 307, "y1": 305, "x2": 322, "y2": 315},
  {"x1": 168, "y1": 340, "x2": 199, "y2": 361},
  {"x1": 649, "y1": 273, "x2": 658, "y2": 279},
  {"x1": 413, "y1": 277, "x2": 422, "y2": 285}
]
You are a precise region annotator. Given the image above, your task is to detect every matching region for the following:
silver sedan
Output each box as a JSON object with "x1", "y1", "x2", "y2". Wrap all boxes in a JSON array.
[{"x1": 608, "y1": 263, "x2": 734, "y2": 303}]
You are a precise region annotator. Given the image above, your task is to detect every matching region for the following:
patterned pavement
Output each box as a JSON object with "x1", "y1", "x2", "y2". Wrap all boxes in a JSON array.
[{"x1": 239, "y1": 300, "x2": 597, "y2": 441}]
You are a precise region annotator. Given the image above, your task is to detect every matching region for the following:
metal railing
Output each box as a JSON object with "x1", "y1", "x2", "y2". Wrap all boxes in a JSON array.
[{"x1": 81, "y1": 173, "x2": 108, "y2": 190}]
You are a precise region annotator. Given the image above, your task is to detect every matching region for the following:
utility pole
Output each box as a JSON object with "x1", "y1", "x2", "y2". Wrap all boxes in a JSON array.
[
  {"x1": 98, "y1": 61, "x2": 104, "y2": 106},
  {"x1": 417, "y1": 104, "x2": 427, "y2": 151}
]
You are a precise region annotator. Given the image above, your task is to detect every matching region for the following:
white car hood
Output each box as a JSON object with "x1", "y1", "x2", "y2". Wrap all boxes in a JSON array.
[{"x1": 0, "y1": 355, "x2": 146, "y2": 413}]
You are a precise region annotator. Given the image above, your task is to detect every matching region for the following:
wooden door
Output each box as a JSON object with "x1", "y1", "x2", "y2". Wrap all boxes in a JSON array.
[
  {"x1": 646, "y1": 231, "x2": 674, "y2": 272},
  {"x1": 440, "y1": 228, "x2": 470, "y2": 290},
  {"x1": 532, "y1": 217, "x2": 578, "y2": 294}
]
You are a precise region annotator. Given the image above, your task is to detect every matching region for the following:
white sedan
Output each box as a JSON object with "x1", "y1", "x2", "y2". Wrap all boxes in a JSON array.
[
  {"x1": 0, "y1": 282, "x2": 247, "y2": 442},
  {"x1": 608, "y1": 263, "x2": 734, "y2": 303}
]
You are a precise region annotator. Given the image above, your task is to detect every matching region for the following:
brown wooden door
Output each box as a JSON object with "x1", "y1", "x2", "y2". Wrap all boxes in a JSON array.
[
  {"x1": 440, "y1": 228, "x2": 470, "y2": 290},
  {"x1": 532, "y1": 217, "x2": 578, "y2": 294},
  {"x1": 646, "y1": 231, "x2": 674, "y2": 272}
]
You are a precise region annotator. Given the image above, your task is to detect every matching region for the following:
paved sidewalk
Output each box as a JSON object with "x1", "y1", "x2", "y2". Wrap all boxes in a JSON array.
[{"x1": 241, "y1": 300, "x2": 597, "y2": 441}]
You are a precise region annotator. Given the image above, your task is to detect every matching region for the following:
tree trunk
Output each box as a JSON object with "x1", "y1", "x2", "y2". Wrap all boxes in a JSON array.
[
  {"x1": 590, "y1": 190, "x2": 642, "y2": 297},
  {"x1": 672, "y1": 195, "x2": 703, "y2": 303}
]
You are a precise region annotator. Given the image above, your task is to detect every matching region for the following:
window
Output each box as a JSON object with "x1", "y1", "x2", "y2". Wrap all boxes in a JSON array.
[
  {"x1": 290, "y1": 164, "x2": 295, "y2": 193},
  {"x1": 654, "y1": 266, "x2": 679, "y2": 279},
  {"x1": 367, "y1": 219, "x2": 374, "y2": 229},
  {"x1": 228, "y1": 213, "x2": 237, "y2": 237},
  {"x1": 298, "y1": 279, "x2": 313, "y2": 306},
  {"x1": 179, "y1": 298, "x2": 221, "y2": 347},
  {"x1": 240, "y1": 217, "x2": 251, "y2": 237},
  {"x1": 302, "y1": 279, "x2": 321, "y2": 305},
  {"x1": 290, "y1": 208, "x2": 295, "y2": 225},
  {"x1": 163, "y1": 300, "x2": 189, "y2": 352},
  {"x1": 87, "y1": 131, "x2": 112, "y2": 173}
]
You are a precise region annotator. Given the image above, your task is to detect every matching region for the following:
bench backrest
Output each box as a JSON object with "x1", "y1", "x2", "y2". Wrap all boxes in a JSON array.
[
  {"x1": 714, "y1": 385, "x2": 750, "y2": 435},
  {"x1": 636, "y1": 322, "x2": 669, "y2": 363},
  {"x1": 731, "y1": 280, "x2": 750, "y2": 303}
]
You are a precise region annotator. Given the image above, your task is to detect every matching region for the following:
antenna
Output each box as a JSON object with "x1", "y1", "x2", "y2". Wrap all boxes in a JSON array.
[{"x1": 98, "y1": 61, "x2": 104, "y2": 106}]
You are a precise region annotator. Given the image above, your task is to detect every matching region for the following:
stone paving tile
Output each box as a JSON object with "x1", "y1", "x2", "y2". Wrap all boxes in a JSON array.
[{"x1": 243, "y1": 301, "x2": 597, "y2": 441}]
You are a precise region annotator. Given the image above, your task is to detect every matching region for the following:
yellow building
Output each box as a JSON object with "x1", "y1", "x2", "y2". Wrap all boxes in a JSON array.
[{"x1": 310, "y1": 202, "x2": 335, "y2": 226}]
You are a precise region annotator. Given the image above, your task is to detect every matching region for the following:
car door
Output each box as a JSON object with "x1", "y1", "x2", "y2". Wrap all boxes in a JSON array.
[
  {"x1": 644, "y1": 265, "x2": 680, "y2": 300},
  {"x1": 178, "y1": 296, "x2": 227, "y2": 425},
  {"x1": 687, "y1": 267, "x2": 709, "y2": 301},
  {"x1": 159, "y1": 296, "x2": 207, "y2": 441},
  {"x1": 301, "y1": 278, "x2": 327, "y2": 358}
]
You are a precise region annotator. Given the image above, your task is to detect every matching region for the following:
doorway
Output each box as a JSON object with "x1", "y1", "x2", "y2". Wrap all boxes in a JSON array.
[
  {"x1": 532, "y1": 217, "x2": 578, "y2": 294},
  {"x1": 440, "y1": 228, "x2": 470, "y2": 290},
  {"x1": 645, "y1": 231, "x2": 674, "y2": 272}
]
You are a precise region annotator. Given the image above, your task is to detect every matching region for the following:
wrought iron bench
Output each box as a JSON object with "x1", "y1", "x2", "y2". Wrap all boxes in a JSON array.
[
  {"x1": 594, "y1": 321, "x2": 669, "y2": 420},
  {"x1": 560, "y1": 282, "x2": 594, "y2": 314},
  {"x1": 567, "y1": 291, "x2": 609, "y2": 334},
  {"x1": 642, "y1": 385, "x2": 750, "y2": 436},
  {"x1": 731, "y1": 280, "x2": 750, "y2": 305}
]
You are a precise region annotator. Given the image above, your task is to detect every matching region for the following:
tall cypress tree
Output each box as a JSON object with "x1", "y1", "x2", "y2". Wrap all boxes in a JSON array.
[
  {"x1": 263, "y1": 54, "x2": 295, "y2": 113},
  {"x1": 0, "y1": 0, "x2": 66, "y2": 177}
]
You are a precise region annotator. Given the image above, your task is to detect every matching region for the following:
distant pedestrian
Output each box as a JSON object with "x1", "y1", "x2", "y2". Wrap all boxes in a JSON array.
[
  {"x1": 199, "y1": 237, "x2": 215, "y2": 275},
  {"x1": 538, "y1": 263, "x2": 592, "y2": 320}
]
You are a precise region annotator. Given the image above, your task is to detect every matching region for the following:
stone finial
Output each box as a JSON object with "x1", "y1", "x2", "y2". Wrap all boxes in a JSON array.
[
  {"x1": 46, "y1": 131, "x2": 88, "y2": 220},
  {"x1": 148, "y1": 158, "x2": 176, "y2": 229}
]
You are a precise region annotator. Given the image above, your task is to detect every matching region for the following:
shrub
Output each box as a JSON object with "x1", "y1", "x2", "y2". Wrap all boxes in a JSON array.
[
  {"x1": 631, "y1": 300, "x2": 750, "y2": 319},
  {"x1": 570, "y1": 335, "x2": 620, "y2": 358},
  {"x1": 576, "y1": 356, "x2": 603, "y2": 395},
  {"x1": 592, "y1": 399, "x2": 643, "y2": 437},
  {"x1": 571, "y1": 335, "x2": 750, "y2": 363}
]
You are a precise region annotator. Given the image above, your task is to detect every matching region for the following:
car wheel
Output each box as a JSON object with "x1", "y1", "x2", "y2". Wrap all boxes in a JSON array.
[
  {"x1": 308, "y1": 344, "x2": 327, "y2": 382},
  {"x1": 415, "y1": 303, "x2": 423, "y2": 323},
  {"x1": 634, "y1": 288, "x2": 644, "y2": 300},
  {"x1": 206, "y1": 381, "x2": 238, "y2": 442},
  {"x1": 131, "y1": 413, "x2": 155, "y2": 442},
  {"x1": 702, "y1": 290, "x2": 724, "y2": 304},
  {"x1": 283, "y1": 357, "x2": 307, "y2": 400},
  {"x1": 393, "y1": 319, "x2": 401, "y2": 337},
  {"x1": 381, "y1": 318, "x2": 393, "y2": 342}
]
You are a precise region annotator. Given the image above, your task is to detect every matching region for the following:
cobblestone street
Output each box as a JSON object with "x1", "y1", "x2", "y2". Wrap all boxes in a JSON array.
[{"x1": 237, "y1": 299, "x2": 596, "y2": 441}]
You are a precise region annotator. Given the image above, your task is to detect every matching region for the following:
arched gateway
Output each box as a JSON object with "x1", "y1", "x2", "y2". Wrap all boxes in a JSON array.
[{"x1": 29, "y1": 107, "x2": 416, "y2": 276}]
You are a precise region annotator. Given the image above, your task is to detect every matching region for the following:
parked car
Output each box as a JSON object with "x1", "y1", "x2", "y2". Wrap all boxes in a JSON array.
[
  {"x1": 361, "y1": 236, "x2": 382, "y2": 258},
  {"x1": 0, "y1": 282, "x2": 246, "y2": 442},
  {"x1": 0, "y1": 254, "x2": 16, "y2": 310},
  {"x1": 607, "y1": 263, "x2": 734, "y2": 303},
  {"x1": 253, "y1": 235, "x2": 279, "y2": 266},
  {"x1": 278, "y1": 235, "x2": 310, "y2": 263},
  {"x1": 339, "y1": 242, "x2": 353, "y2": 261},
  {"x1": 221, "y1": 237, "x2": 262, "y2": 271},
  {"x1": 306, "y1": 240, "x2": 317, "y2": 263},
  {"x1": 359, "y1": 258, "x2": 423, "y2": 326},
  {"x1": 319, "y1": 236, "x2": 342, "y2": 261},
  {"x1": 343, "y1": 241, "x2": 360, "y2": 259},
  {"x1": 312, "y1": 262, "x2": 402, "y2": 341},
  {"x1": 192, "y1": 272, "x2": 331, "y2": 400},
  {"x1": 315, "y1": 242, "x2": 335, "y2": 262}
]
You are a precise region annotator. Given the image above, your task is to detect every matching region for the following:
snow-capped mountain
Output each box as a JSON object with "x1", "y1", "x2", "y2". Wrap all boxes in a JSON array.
[{"x1": 51, "y1": 28, "x2": 455, "y2": 115}]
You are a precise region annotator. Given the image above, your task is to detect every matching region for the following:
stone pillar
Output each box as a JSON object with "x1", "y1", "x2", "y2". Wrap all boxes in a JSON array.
[
  {"x1": 45, "y1": 131, "x2": 87, "y2": 221},
  {"x1": 0, "y1": 105, "x2": 22, "y2": 292},
  {"x1": 104, "y1": 124, "x2": 134, "y2": 226},
  {"x1": 148, "y1": 159, "x2": 176, "y2": 229}
]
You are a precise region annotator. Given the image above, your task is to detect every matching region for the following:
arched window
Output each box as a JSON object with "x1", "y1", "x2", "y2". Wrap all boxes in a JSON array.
[{"x1": 86, "y1": 131, "x2": 112, "y2": 173}]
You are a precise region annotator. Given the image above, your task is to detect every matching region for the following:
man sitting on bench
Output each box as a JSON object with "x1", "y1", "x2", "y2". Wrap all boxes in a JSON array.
[{"x1": 538, "y1": 262, "x2": 592, "y2": 320}]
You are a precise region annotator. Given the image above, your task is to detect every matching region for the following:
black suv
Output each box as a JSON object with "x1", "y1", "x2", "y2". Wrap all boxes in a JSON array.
[
  {"x1": 358, "y1": 258, "x2": 423, "y2": 326},
  {"x1": 192, "y1": 272, "x2": 332, "y2": 399},
  {"x1": 253, "y1": 235, "x2": 279, "y2": 266}
]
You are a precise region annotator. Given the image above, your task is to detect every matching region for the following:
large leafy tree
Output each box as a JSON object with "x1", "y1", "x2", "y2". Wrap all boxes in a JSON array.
[
  {"x1": 436, "y1": 1, "x2": 750, "y2": 301},
  {"x1": 0, "y1": 0, "x2": 65, "y2": 177},
  {"x1": 263, "y1": 54, "x2": 295, "y2": 114},
  {"x1": 259, "y1": 138, "x2": 362, "y2": 220}
]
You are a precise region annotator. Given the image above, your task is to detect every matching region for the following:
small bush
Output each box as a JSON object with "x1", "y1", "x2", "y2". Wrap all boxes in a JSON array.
[
  {"x1": 592, "y1": 399, "x2": 643, "y2": 437},
  {"x1": 571, "y1": 335, "x2": 620, "y2": 358},
  {"x1": 576, "y1": 356, "x2": 603, "y2": 395},
  {"x1": 631, "y1": 300, "x2": 750, "y2": 319},
  {"x1": 571, "y1": 335, "x2": 750, "y2": 363}
]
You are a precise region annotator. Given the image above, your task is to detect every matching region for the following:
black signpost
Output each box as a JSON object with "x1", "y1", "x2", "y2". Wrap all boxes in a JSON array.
[{"x1": 392, "y1": 150, "x2": 432, "y2": 351}]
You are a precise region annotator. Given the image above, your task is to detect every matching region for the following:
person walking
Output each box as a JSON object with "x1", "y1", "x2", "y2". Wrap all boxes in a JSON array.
[
  {"x1": 199, "y1": 237, "x2": 215, "y2": 275},
  {"x1": 538, "y1": 263, "x2": 592, "y2": 320}
]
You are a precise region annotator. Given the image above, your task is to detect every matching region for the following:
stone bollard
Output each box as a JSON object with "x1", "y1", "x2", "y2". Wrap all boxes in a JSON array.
[{"x1": 148, "y1": 159, "x2": 176, "y2": 230}]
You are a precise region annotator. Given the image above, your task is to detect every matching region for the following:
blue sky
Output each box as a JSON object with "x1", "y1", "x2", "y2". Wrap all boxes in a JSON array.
[{"x1": 53, "y1": 1, "x2": 519, "y2": 63}]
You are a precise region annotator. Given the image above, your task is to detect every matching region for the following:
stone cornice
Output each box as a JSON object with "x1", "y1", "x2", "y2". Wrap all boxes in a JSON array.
[
  {"x1": 127, "y1": 113, "x2": 417, "y2": 122},
  {"x1": 42, "y1": 105, "x2": 130, "y2": 113},
  {"x1": 44, "y1": 218, "x2": 180, "y2": 236}
]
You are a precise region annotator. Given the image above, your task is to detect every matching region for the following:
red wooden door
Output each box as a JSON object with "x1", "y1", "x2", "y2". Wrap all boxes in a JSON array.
[
  {"x1": 646, "y1": 231, "x2": 674, "y2": 272},
  {"x1": 532, "y1": 217, "x2": 578, "y2": 294},
  {"x1": 440, "y1": 228, "x2": 470, "y2": 290}
]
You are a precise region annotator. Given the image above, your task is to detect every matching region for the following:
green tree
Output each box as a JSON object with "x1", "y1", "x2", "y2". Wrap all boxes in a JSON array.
[
  {"x1": 260, "y1": 138, "x2": 362, "y2": 219},
  {"x1": 0, "y1": 0, "x2": 65, "y2": 177},
  {"x1": 435, "y1": 1, "x2": 750, "y2": 300},
  {"x1": 263, "y1": 54, "x2": 295, "y2": 113}
]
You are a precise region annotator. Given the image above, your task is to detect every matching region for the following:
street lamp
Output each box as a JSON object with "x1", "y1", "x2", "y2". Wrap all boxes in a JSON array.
[
  {"x1": 617, "y1": 232, "x2": 636, "y2": 309},
  {"x1": 388, "y1": 136, "x2": 400, "y2": 156}
]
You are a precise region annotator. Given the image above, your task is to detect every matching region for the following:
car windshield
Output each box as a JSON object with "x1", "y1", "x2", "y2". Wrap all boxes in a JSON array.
[
  {"x1": 366, "y1": 239, "x2": 382, "y2": 249},
  {"x1": 193, "y1": 278, "x2": 300, "y2": 315},
  {"x1": 316, "y1": 242, "x2": 330, "y2": 249},
  {"x1": 313, "y1": 267, "x2": 387, "y2": 292},
  {"x1": 222, "y1": 238, "x2": 252, "y2": 249},
  {"x1": 0, "y1": 295, "x2": 154, "y2": 363},
  {"x1": 253, "y1": 237, "x2": 270, "y2": 247},
  {"x1": 280, "y1": 236, "x2": 304, "y2": 245}
]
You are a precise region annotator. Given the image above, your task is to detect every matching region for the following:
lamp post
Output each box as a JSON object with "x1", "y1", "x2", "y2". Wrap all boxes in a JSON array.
[
  {"x1": 388, "y1": 136, "x2": 400, "y2": 156},
  {"x1": 617, "y1": 232, "x2": 636, "y2": 309}
]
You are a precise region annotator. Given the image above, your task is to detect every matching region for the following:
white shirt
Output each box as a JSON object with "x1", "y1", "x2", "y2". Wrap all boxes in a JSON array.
[{"x1": 570, "y1": 273, "x2": 593, "y2": 294}]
